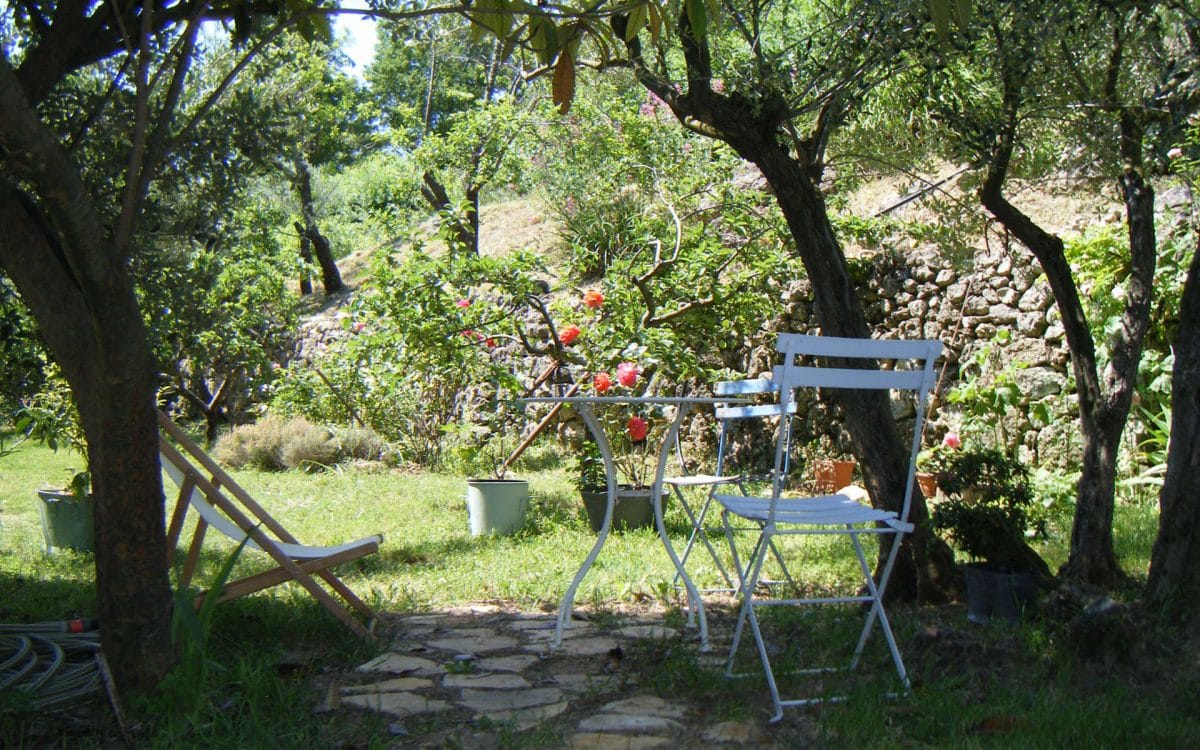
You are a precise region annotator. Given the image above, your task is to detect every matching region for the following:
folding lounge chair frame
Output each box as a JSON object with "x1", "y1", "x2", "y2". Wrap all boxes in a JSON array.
[
  {"x1": 666, "y1": 376, "x2": 798, "y2": 592},
  {"x1": 715, "y1": 334, "x2": 941, "y2": 721},
  {"x1": 158, "y1": 412, "x2": 381, "y2": 638}
]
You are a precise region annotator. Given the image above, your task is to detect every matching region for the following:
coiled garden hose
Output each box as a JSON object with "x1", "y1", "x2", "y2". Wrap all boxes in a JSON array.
[{"x1": 0, "y1": 621, "x2": 103, "y2": 710}]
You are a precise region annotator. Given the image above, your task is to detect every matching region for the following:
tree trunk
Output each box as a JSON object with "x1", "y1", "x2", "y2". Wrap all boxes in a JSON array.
[
  {"x1": 1145, "y1": 242, "x2": 1200, "y2": 637},
  {"x1": 419, "y1": 170, "x2": 479, "y2": 254},
  {"x1": 732, "y1": 136, "x2": 958, "y2": 603},
  {"x1": 293, "y1": 155, "x2": 344, "y2": 296},
  {"x1": 293, "y1": 221, "x2": 314, "y2": 295},
  {"x1": 0, "y1": 189, "x2": 174, "y2": 696},
  {"x1": 980, "y1": 110, "x2": 1153, "y2": 588}
]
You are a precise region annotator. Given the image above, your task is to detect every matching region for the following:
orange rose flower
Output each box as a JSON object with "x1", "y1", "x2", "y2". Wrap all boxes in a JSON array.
[
  {"x1": 559, "y1": 324, "x2": 581, "y2": 346},
  {"x1": 583, "y1": 289, "x2": 604, "y2": 309},
  {"x1": 594, "y1": 372, "x2": 613, "y2": 393}
]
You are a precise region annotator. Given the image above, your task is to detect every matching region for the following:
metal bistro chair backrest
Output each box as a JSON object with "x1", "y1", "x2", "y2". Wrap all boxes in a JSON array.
[
  {"x1": 768, "y1": 334, "x2": 942, "y2": 525},
  {"x1": 702, "y1": 376, "x2": 797, "y2": 485}
]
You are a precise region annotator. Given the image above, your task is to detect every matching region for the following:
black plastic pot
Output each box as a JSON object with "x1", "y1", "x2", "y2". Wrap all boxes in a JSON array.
[
  {"x1": 963, "y1": 563, "x2": 1038, "y2": 624},
  {"x1": 579, "y1": 486, "x2": 669, "y2": 533}
]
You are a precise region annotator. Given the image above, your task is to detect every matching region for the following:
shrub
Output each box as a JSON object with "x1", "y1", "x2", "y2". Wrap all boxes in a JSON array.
[
  {"x1": 213, "y1": 417, "x2": 387, "y2": 471},
  {"x1": 213, "y1": 416, "x2": 289, "y2": 471}
]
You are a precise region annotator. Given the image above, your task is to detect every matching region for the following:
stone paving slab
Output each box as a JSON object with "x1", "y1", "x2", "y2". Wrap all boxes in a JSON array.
[
  {"x1": 525, "y1": 635, "x2": 622, "y2": 657},
  {"x1": 569, "y1": 734, "x2": 672, "y2": 749},
  {"x1": 476, "y1": 653, "x2": 539, "y2": 673},
  {"x1": 576, "y1": 713, "x2": 685, "y2": 735},
  {"x1": 340, "y1": 691, "x2": 453, "y2": 717},
  {"x1": 427, "y1": 634, "x2": 520, "y2": 653},
  {"x1": 615, "y1": 625, "x2": 678, "y2": 641},
  {"x1": 356, "y1": 653, "x2": 445, "y2": 676},
  {"x1": 340, "y1": 676, "x2": 433, "y2": 695},
  {"x1": 458, "y1": 686, "x2": 565, "y2": 713},
  {"x1": 443, "y1": 672, "x2": 531, "y2": 690},
  {"x1": 602, "y1": 694, "x2": 688, "y2": 720}
]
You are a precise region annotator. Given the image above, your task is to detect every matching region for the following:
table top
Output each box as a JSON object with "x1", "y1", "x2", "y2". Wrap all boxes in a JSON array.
[{"x1": 519, "y1": 395, "x2": 749, "y2": 405}]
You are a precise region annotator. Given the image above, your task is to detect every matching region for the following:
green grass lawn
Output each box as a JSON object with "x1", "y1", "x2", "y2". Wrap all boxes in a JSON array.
[{"x1": 2, "y1": 438, "x2": 1195, "y2": 748}]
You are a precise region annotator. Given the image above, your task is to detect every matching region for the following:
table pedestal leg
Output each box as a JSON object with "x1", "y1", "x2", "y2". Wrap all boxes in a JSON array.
[
  {"x1": 654, "y1": 405, "x2": 708, "y2": 651},
  {"x1": 554, "y1": 404, "x2": 615, "y2": 648}
]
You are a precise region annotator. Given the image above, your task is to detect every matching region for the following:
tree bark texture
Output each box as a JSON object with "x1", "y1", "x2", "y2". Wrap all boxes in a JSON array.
[
  {"x1": 293, "y1": 155, "x2": 345, "y2": 296},
  {"x1": 1145, "y1": 243, "x2": 1200, "y2": 637},
  {"x1": 981, "y1": 113, "x2": 1153, "y2": 588},
  {"x1": 0, "y1": 53, "x2": 174, "y2": 696}
]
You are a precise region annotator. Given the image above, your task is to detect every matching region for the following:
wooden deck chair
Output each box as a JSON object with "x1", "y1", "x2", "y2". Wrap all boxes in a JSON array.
[{"x1": 158, "y1": 412, "x2": 381, "y2": 638}]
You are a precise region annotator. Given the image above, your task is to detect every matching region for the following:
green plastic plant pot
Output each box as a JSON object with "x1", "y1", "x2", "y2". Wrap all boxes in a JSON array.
[
  {"x1": 465, "y1": 479, "x2": 529, "y2": 536},
  {"x1": 36, "y1": 489, "x2": 95, "y2": 554}
]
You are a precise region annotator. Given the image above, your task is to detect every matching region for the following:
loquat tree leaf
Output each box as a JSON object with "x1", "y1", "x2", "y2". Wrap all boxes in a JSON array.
[{"x1": 553, "y1": 45, "x2": 576, "y2": 114}]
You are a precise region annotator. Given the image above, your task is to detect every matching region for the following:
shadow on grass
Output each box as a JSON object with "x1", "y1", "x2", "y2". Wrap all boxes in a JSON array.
[{"x1": 0, "y1": 566, "x2": 97, "y2": 622}]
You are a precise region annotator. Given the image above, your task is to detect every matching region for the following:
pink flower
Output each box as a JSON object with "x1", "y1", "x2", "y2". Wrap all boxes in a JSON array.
[
  {"x1": 627, "y1": 416, "x2": 648, "y2": 442},
  {"x1": 594, "y1": 372, "x2": 613, "y2": 393},
  {"x1": 942, "y1": 432, "x2": 962, "y2": 450},
  {"x1": 615, "y1": 362, "x2": 639, "y2": 387},
  {"x1": 351, "y1": 321, "x2": 366, "y2": 333},
  {"x1": 461, "y1": 329, "x2": 475, "y2": 339},
  {"x1": 485, "y1": 338, "x2": 496, "y2": 348},
  {"x1": 583, "y1": 289, "x2": 604, "y2": 309},
  {"x1": 1168, "y1": 147, "x2": 1184, "y2": 160},
  {"x1": 559, "y1": 324, "x2": 581, "y2": 346},
  {"x1": 456, "y1": 298, "x2": 471, "y2": 308}
]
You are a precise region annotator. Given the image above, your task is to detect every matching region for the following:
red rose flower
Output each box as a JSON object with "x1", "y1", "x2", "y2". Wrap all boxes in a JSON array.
[
  {"x1": 559, "y1": 324, "x2": 581, "y2": 346},
  {"x1": 594, "y1": 372, "x2": 613, "y2": 393},
  {"x1": 615, "y1": 362, "x2": 639, "y2": 387},
  {"x1": 583, "y1": 289, "x2": 604, "y2": 309},
  {"x1": 627, "y1": 416, "x2": 648, "y2": 442}
]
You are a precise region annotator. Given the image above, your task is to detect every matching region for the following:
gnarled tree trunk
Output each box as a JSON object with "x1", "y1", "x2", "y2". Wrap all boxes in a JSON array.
[{"x1": 1145, "y1": 241, "x2": 1200, "y2": 637}]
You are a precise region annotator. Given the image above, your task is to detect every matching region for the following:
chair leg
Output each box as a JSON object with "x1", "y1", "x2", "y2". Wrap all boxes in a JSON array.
[
  {"x1": 723, "y1": 514, "x2": 768, "y2": 674},
  {"x1": 672, "y1": 487, "x2": 736, "y2": 591},
  {"x1": 733, "y1": 529, "x2": 785, "y2": 723},
  {"x1": 847, "y1": 530, "x2": 910, "y2": 689}
]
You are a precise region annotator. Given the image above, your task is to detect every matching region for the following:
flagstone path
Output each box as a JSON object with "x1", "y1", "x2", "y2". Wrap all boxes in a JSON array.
[{"x1": 322, "y1": 603, "x2": 794, "y2": 748}]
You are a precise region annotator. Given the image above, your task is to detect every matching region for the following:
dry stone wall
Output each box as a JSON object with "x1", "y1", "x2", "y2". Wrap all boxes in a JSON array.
[{"x1": 772, "y1": 243, "x2": 1076, "y2": 464}]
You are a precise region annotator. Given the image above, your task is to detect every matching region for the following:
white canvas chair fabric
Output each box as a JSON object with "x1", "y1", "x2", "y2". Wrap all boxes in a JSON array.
[
  {"x1": 665, "y1": 376, "x2": 797, "y2": 592},
  {"x1": 158, "y1": 412, "x2": 381, "y2": 637},
  {"x1": 714, "y1": 333, "x2": 941, "y2": 721}
]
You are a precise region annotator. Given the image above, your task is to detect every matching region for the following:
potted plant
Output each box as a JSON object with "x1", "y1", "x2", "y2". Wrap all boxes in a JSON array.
[
  {"x1": 576, "y1": 407, "x2": 670, "y2": 533},
  {"x1": 459, "y1": 422, "x2": 530, "y2": 537},
  {"x1": 928, "y1": 447, "x2": 1051, "y2": 623},
  {"x1": 915, "y1": 431, "x2": 964, "y2": 499},
  {"x1": 17, "y1": 369, "x2": 94, "y2": 553}
]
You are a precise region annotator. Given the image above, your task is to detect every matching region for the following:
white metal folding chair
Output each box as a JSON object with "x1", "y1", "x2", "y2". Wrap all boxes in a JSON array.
[
  {"x1": 715, "y1": 333, "x2": 941, "y2": 721},
  {"x1": 665, "y1": 377, "x2": 797, "y2": 592}
]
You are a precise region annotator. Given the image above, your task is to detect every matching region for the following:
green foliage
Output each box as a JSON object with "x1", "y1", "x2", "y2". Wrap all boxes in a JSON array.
[
  {"x1": 272, "y1": 243, "x2": 537, "y2": 467},
  {"x1": 929, "y1": 448, "x2": 1043, "y2": 570},
  {"x1": 368, "y1": 16, "x2": 512, "y2": 147},
  {"x1": 945, "y1": 330, "x2": 1049, "y2": 461},
  {"x1": 1064, "y1": 223, "x2": 1131, "y2": 336},
  {"x1": 139, "y1": 200, "x2": 301, "y2": 423},
  {"x1": 0, "y1": 275, "x2": 44, "y2": 416}
]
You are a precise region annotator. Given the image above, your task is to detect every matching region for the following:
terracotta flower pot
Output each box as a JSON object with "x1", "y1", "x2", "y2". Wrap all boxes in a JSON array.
[
  {"x1": 916, "y1": 472, "x2": 938, "y2": 499},
  {"x1": 814, "y1": 459, "x2": 857, "y2": 494}
]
